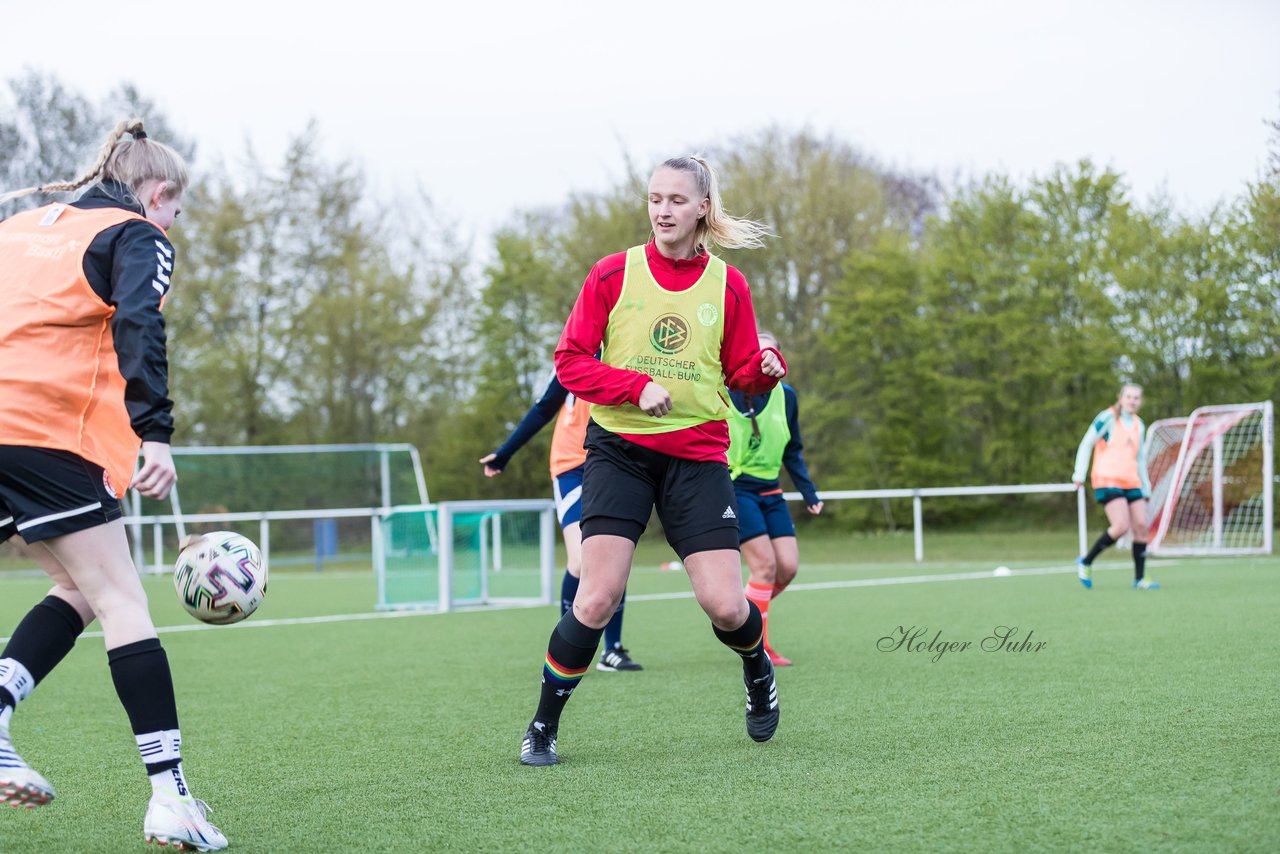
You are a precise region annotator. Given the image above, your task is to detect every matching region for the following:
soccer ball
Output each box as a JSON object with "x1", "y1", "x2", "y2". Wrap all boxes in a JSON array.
[{"x1": 173, "y1": 531, "x2": 267, "y2": 625}]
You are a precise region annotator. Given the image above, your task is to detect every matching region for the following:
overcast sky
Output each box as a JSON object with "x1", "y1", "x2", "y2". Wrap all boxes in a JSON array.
[{"x1": 2, "y1": 0, "x2": 1277, "y2": 236}]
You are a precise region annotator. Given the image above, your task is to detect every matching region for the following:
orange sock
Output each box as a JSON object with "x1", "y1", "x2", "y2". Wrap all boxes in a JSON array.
[{"x1": 745, "y1": 581, "x2": 773, "y2": 648}]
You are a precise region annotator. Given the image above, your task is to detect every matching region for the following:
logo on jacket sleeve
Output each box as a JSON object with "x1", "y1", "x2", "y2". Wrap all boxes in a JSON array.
[{"x1": 152, "y1": 240, "x2": 173, "y2": 299}]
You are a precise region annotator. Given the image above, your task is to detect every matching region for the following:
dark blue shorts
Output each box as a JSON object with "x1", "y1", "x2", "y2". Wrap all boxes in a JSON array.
[
  {"x1": 734, "y1": 487, "x2": 795, "y2": 543},
  {"x1": 1094, "y1": 487, "x2": 1145, "y2": 505},
  {"x1": 553, "y1": 467, "x2": 584, "y2": 529}
]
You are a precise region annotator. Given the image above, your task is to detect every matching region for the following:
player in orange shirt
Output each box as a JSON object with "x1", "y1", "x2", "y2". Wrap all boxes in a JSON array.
[
  {"x1": 0, "y1": 119, "x2": 227, "y2": 850},
  {"x1": 1072, "y1": 384, "x2": 1159, "y2": 590}
]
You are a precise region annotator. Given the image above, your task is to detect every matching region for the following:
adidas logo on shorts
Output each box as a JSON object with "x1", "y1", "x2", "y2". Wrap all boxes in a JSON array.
[{"x1": 722, "y1": 506, "x2": 736, "y2": 519}]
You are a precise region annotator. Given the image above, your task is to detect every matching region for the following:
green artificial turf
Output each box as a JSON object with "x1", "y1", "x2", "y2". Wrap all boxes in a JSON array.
[{"x1": 1, "y1": 540, "x2": 1277, "y2": 852}]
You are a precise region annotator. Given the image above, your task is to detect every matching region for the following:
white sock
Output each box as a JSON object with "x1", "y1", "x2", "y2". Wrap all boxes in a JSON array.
[
  {"x1": 136, "y1": 728, "x2": 181, "y2": 766},
  {"x1": 137, "y1": 728, "x2": 185, "y2": 795},
  {"x1": 150, "y1": 763, "x2": 192, "y2": 798},
  {"x1": 0, "y1": 658, "x2": 34, "y2": 707},
  {"x1": 0, "y1": 704, "x2": 12, "y2": 731}
]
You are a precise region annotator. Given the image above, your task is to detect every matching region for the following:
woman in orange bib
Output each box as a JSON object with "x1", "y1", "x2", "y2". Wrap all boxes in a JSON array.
[
  {"x1": 1072, "y1": 383, "x2": 1159, "y2": 590},
  {"x1": 0, "y1": 120, "x2": 226, "y2": 850}
]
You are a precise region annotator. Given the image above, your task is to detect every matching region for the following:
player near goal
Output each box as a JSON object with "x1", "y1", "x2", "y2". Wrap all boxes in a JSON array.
[
  {"x1": 0, "y1": 120, "x2": 227, "y2": 850},
  {"x1": 728, "y1": 331, "x2": 823, "y2": 667},
  {"x1": 519, "y1": 155, "x2": 786, "y2": 766},
  {"x1": 480, "y1": 368, "x2": 643, "y2": 672},
  {"x1": 1072, "y1": 383, "x2": 1160, "y2": 590}
]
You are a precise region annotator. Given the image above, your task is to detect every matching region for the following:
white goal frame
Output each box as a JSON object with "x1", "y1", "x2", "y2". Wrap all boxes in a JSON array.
[
  {"x1": 1147, "y1": 401, "x2": 1274, "y2": 556},
  {"x1": 125, "y1": 443, "x2": 433, "y2": 572}
]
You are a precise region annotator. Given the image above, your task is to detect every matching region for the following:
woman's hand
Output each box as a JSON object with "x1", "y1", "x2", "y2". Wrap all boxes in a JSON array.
[
  {"x1": 132, "y1": 441, "x2": 177, "y2": 500},
  {"x1": 479, "y1": 453, "x2": 503, "y2": 478},
  {"x1": 761, "y1": 349, "x2": 786, "y2": 378},
  {"x1": 638, "y1": 382, "x2": 673, "y2": 417}
]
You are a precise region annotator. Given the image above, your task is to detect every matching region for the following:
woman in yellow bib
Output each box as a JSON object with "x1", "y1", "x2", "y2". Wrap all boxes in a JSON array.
[
  {"x1": 1073, "y1": 384, "x2": 1159, "y2": 590},
  {"x1": 518, "y1": 156, "x2": 786, "y2": 766}
]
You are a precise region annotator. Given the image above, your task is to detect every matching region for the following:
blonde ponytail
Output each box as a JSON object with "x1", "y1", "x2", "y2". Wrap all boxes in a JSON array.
[
  {"x1": 659, "y1": 156, "x2": 772, "y2": 251},
  {"x1": 0, "y1": 118, "x2": 188, "y2": 207}
]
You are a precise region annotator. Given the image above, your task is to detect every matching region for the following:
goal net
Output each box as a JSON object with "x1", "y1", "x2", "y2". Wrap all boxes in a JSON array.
[
  {"x1": 126, "y1": 443, "x2": 430, "y2": 571},
  {"x1": 376, "y1": 500, "x2": 556, "y2": 611},
  {"x1": 1146, "y1": 402, "x2": 1274, "y2": 555}
]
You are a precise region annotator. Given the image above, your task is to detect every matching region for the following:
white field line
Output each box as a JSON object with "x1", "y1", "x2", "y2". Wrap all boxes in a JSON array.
[{"x1": 0, "y1": 560, "x2": 1156, "y2": 643}]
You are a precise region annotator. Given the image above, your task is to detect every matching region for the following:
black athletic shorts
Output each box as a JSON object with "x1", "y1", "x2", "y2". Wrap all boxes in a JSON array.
[
  {"x1": 580, "y1": 421, "x2": 740, "y2": 560},
  {"x1": 0, "y1": 446, "x2": 123, "y2": 544}
]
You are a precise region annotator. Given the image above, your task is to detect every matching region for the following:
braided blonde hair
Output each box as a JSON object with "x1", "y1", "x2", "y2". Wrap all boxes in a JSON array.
[
  {"x1": 658, "y1": 156, "x2": 771, "y2": 250},
  {"x1": 0, "y1": 118, "x2": 189, "y2": 206}
]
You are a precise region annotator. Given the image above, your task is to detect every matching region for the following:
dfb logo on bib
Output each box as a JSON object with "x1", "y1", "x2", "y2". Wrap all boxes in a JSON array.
[{"x1": 650, "y1": 314, "x2": 690, "y2": 355}]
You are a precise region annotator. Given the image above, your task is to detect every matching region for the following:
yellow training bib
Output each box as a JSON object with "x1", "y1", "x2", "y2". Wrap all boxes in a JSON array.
[{"x1": 592, "y1": 245, "x2": 729, "y2": 434}]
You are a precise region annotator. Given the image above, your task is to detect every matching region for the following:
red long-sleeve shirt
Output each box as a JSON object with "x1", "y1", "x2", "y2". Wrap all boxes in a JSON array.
[{"x1": 554, "y1": 241, "x2": 785, "y2": 463}]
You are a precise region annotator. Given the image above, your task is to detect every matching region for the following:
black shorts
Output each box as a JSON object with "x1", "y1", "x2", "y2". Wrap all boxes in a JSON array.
[
  {"x1": 0, "y1": 446, "x2": 123, "y2": 544},
  {"x1": 579, "y1": 422, "x2": 740, "y2": 560}
]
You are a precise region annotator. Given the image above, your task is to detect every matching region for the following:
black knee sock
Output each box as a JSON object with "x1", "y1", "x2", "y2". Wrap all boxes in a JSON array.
[
  {"x1": 559, "y1": 571, "x2": 580, "y2": 618},
  {"x1": 108, "y1": 639, "x2": 182, "y2": 775},
  {"x1": 713, "y1": 600, "x2": 769, "y2": 680},
  {"x1": 603, "y1": 592, "x2": 625, "y2": 651},
  {"x1": 533, "y1": 611, "x2": 603, "y2": 730},
  {"x1": 1083, "y1": 531, "x2": 1117, "y2": 565},
  {"x1": 1133, "y1": 542, "x2": 1147, "y2": 581},
  {"x1": 0, "y1": 596, "x2": 87, "y2": 710}
]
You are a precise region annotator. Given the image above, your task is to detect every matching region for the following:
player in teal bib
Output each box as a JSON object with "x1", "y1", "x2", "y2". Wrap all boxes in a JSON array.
[{"x1": 727, "y1": 332, "x2": 822, "y2": 667}]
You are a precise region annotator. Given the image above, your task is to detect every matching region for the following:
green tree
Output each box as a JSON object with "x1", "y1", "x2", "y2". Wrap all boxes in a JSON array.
[
  {"x1": 170, "y1": 127, "x2": 470, "y2": 454},
  {"x1": 714, "y1": 127, "x2": 939, "y2": 372},
  {"x1": 1217, "y1": 111, "x2": 1280, "y2": 405},
  {"x1": 816, "y1": 234, "x2": 949, "y2": 526}
]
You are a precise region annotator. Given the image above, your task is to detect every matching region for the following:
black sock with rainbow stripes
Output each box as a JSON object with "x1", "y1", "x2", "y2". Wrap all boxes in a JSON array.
[
  {"x1": 533, "y1": 611, "x2": 603, "y2": 729},
  {"x1": 713, "y1": 600, "x2": 769, "y2": 680}
]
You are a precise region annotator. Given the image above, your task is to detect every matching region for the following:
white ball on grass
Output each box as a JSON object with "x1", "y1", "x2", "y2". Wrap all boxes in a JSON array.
[{"x1": 992, "y1": 566, "x2": 1012, "y2": 577}]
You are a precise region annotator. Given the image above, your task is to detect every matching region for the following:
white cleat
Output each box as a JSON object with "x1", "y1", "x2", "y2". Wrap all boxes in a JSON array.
[
  {"x1": 143, "y1": 791, "x2": 228, "y2": 851},
  {"x1": 0, "y1": 724, "x2": 54, "y2": 808}
]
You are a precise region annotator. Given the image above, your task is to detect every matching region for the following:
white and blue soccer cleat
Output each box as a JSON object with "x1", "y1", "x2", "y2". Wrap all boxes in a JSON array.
[
  {"x1": 144, "y1": 790, "x2": 228, "y2": 851},
  {"x1": 0, "y1": 722, "x2": 54, "y2": 808},
  {"x1": 1076, "y1": 557, "x2": 1093, "y2": 589},
  {"x1": 1133, "y1": 578, "x2": 1161, "y2": 591}
]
